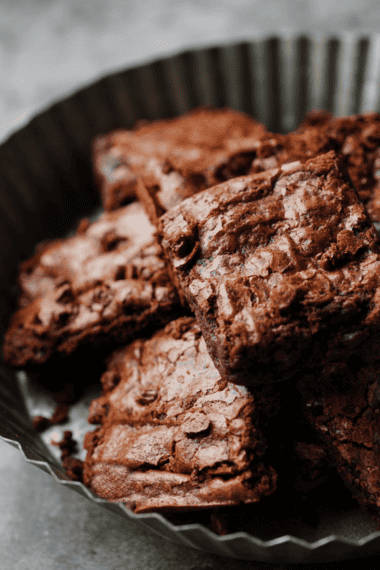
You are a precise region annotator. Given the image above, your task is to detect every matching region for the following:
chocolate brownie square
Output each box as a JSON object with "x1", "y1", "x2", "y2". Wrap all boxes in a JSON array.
[
  {"x1": 3, "y1": 202, "x2": 180, "y2": 369},
  {"x1": 93, "y1": 107, "x2": 269, "y2": 213},
  {"x1": 159, "y1": 151, "x2": 380, "y2": 386},
  {"x1": 16, "y1": 201, "x2": 154, "y2": 307},
  {"x1": 297, "y1": 363, "x2": 380, "y2": 522},
  {"x1": 83, "y1": 317, "x2": 278, "y2": 513}
]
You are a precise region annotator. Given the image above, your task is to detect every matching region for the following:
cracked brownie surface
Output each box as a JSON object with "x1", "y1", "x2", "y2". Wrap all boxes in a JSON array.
[
  {"x1": 94, "y1": 106, "x2": 380, "y2": 225},
  {"x1": 159, "y1": 151, "x2": 380, "y2": 386},
  {"x1": 17, "y1": 201, "x2": 154, "y2": 307},
  {"x1": 136, "y1": 110, "x2": 380, "y2": 226},
  {"x1": 83, "y1": 317, "x2": 278, "y2": 512},
  {"x1": 93, "y1": 107, "x2": 268, "y2": 212},
  {"x1": 3, "y1": 202, "x2": 181, "y2": 369},
  {"x1": 135, "y1": 114, "x2": 334, "y2": 226}
]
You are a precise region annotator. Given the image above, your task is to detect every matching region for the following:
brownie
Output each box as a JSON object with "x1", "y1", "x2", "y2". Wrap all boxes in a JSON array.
[
  {"x1": 3, "y1": 202, "x2": 181, "y2": 369},
  {"x1": 297, "y1": 363, "x2": 380, "y2": 522},
  {"x1": 134, "y1": 109, "x2": 339, "y2": 226},
  {"x1": 17, "y1": 201, "x2": 154, "y2": 307},
  {"x1": 137, "y1": 109, "x2": 380, "y2": 229},
  {"x1": 297, "y1": 111, "x2": 380, "y2": 221},
  {"x1": 51, "y1": 430, "x2": 84, "y2": 482},
  {"x1": 158, "y1": 151, "x2": 380, "y2": 386},
  {"x1": 83, "y1": 317, "x2": 278, "y2": 513},
  {"x1": 93, "y1": 107, "x2": 269, "y2": 213}
]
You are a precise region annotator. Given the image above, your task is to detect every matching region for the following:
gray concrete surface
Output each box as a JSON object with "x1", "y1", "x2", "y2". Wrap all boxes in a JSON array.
[
  {"x1": 3, "y1": 437, "x2": 380, "y2": 569},
  {"x1": 3, "y1": 1, "x2": 380, "y2": 568}
]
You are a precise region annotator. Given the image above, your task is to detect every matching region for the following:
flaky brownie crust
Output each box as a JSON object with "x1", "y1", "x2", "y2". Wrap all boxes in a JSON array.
[
  {"x1": 3, "y1": 203, "x2": 181, "y2": 369},
  {"x1": 159, "y1": 152, "x2": 380, "y2": 386},
  {"x1": 83, "y1": 317, "x2": 278, "y2": 513}
]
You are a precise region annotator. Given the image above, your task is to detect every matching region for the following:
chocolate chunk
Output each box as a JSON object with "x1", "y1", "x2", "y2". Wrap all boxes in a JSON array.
[{"x1": 100, "y1": 229, "x2": 128, "y2": 252}]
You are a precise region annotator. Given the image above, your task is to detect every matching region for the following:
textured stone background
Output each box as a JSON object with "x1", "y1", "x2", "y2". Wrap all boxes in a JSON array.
[{"x1": 3, "y1": 1, "x2": 380, "y2": 568}]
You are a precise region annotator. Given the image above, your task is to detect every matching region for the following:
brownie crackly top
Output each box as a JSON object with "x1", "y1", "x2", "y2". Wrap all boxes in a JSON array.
[
  {"x1": 17, "y1": 201, "x2": 155, "y2": 307},
  {"x1": 3, "y1": 202, "x2": 181, "y2": 369},
  {"x1": 159, "y1": 151, "x2": 380, "y2": 387},
  {"x1": 83, "y1": 317, "x2": 278, "y2": 512},
  {"x1": 93, "y1": 107, "x2": 268, "y2": 212}
]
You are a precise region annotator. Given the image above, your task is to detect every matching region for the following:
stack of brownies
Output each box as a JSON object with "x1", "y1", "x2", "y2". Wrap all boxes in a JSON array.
[{"x1": 5, "y1": 107, "x2": 380, "y2": 525}]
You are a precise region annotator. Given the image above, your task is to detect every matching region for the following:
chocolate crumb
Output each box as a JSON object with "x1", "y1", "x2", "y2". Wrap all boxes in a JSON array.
[
  {"x1": 49, "y1": 403, "x2": 69, "y2": 425},
  {"x1": 51, "y1": 430, "x2": 83, "y2": 481},
  {"x1": 32, "y1": 403, "x2": 70, "y2": 432},
  {"x1": 51, "y1": 430, "x2": 77, "y2": 460},
  {"x1": 62, "y1": 457, "x2": 84, "y2": 482},
  {"x1": 32, "y1": 415, "x2": 51, "y2": 432}
]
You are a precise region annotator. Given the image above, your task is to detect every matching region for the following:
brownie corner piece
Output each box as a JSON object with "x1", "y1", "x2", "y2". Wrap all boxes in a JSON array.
[
  {"x1": 159, "y1": 151, "x2": 380, "y2": 386},
  {"x1": 82, "y1": 316, "x2": 278, "y2": 513}
]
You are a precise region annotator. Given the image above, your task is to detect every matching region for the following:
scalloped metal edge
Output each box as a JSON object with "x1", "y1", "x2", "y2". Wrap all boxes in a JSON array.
[{"x1": 3, "y1": 433, "x2": 380, "y2": 562}]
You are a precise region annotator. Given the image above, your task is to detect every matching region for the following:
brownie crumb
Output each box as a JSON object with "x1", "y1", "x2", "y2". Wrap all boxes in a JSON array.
[
  {"x1": 50, "y1": 403, "x2": 70, "y2": 425},
  {"x1": 210, "y1": 510, "x2": 229, "y2": 536},
  {"x1": 62, "y1": 457, "x2": 84, "y2": 482},
  {"x1": 51, "y1": 430, "x2": 83, "y2": 481},
  {"x1": 32, "y1": 403, "x2": 69, "y2": 432},
  {"x1": 32, "y1": 415, "x2": 51, "y2": 432},
  {"x1": 52, "y1": 430, "x2": 77, "y2": 460}
]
